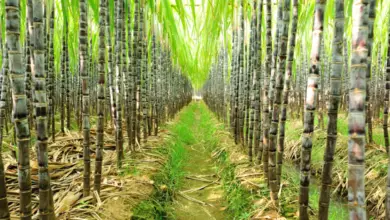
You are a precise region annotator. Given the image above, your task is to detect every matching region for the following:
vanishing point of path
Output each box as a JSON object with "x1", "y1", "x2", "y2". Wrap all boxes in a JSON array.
[{"x1": 171, "y1": 102, "x2": 227, "y2": 220}]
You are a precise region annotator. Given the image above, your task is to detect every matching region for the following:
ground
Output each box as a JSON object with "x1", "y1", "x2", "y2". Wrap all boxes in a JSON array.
[{"x1": 4, "y1": 101, "x2": 387, "y2": 219}]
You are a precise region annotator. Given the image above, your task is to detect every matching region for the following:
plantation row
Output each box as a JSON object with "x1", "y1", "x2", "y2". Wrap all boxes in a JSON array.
[
  {"x1": 203, "y1": 0, "x2": 390, "y2": 219},
  {"x1": 1, "y1": 0, "x2": 192, "y2": 219}
]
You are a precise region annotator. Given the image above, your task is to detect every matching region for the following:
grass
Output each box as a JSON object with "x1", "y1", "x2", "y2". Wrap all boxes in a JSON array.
[
  {"x1": 132, "y1": 104, "x2": 197, "y2": 219},
  {"x1": 284, "y1": 110, "x2": 389, "y2": 218},
  {"x1": 215, "y1": 149, "x2": 257, "y2": 219},
  {"x1": 137, "y1": 102, "x2": 257, "y2": 219},
  {"x1": 313, "y1": 111, "x2": 387, "y2": 147},
  {"x1": 132, "y1": 139, "x2": 187, "y2": 220},
  {"x1": 285, "y1": 113, "x2": 350, "y2": 176},
  {"x1": 196, "y1": 103, "x2": 257, "y2": 219},
  {"x1": 279, "y1": 164, "x2": 349, "y2": 219},
  {"x1": 203, "y1": 105, "x2": 351, "y2": 219},
  {"x1": 134, "y1": 103, "x2": 376, "y2": 219}
]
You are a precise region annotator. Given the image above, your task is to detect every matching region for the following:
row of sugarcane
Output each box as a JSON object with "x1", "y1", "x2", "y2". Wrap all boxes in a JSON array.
[
  {"x1": 203, "y1": 0, "x2": 390, "y2": 219},
  {"x1": 0, "y1": 0, "x2": 192, "y2": 219}
]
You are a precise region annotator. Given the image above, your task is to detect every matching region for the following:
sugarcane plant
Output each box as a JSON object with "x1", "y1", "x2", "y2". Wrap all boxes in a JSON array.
[
  {"x1": 348, "y1": 0, "x2": 369, "y2": 218},
  {"x1": 31, "y1": 0, "x2": 55, "y2": 217},
  {"x1": 298, "y1": 1, "x2": 326, "y2": 219},
  {"x1": 318, "y1": 0, "x2": 344, "y2": 218},
  {"x1": 2, "y1": 0, "x2": 390, "y2": 218},
  {"x1": 80, "y1": 0, "x2": 91, "y2": 197},
  {"x1": 94, "y1": 0, "x2": 107, "y2": 195}
]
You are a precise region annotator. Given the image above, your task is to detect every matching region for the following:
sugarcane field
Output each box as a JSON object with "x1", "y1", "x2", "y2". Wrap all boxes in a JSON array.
[{"x1": 1, "y1": 0, "x2": 390, "y2": 219}]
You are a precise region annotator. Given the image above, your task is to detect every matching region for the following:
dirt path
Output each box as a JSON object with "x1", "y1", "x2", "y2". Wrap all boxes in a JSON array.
[{"x1": 172, "y1": 103, "x2": 227, "y2": 220}]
